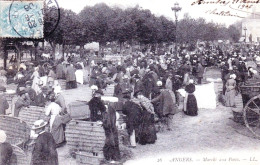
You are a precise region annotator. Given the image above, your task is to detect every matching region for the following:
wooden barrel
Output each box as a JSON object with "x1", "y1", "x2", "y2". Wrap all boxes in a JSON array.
[
  {"x1": 10, "y1": 145, "x2": 30, "y2": 165},
  {"x1": 18, "y1": 106, "x2": 45, "y2": 127},
  {"x1": 65, "y1": 120, "x2": 106, "y2": 152},
  {"x1": 0, "y1": 116, "x2": 30, "y2": 146}
]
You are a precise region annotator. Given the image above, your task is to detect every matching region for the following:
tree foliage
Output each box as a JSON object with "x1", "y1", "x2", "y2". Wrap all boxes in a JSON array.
[{"x1": 43, "y1": 4, "x2": 241, "y2": 50}]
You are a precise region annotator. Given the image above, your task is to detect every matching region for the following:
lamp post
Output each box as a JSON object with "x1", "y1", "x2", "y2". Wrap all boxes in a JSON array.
[
  {"x1": 171, "y1": 2, "x2": 182, "y2": 56},
  {"x1": 243, "y1": 27, "x2": 247, "y2": 43}
]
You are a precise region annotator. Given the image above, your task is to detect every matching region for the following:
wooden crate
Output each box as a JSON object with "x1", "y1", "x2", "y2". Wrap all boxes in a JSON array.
[
  {"x1": 10, "y1": 145, "x2": 30, "y2": 165},
  {"x1": 18, "y1": 106, "x2": 45, "y2": 127},
  {"x1": 0, "y1": 115, "x2": 30, "y2": 146},
  {"x1": 65, "y1": 120, "x2": 105, "y2": 152},
  {"x1": 76, "y1": 151, "x2": 104, "y2": 165},
  {"x1": 67, "y1": 102, "x2": 90, "y2": 120}
]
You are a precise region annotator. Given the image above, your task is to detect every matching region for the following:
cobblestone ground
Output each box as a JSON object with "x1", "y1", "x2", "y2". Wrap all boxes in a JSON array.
[{"x1": 58, "y1": 84, "x2": 260, "y2": 165}]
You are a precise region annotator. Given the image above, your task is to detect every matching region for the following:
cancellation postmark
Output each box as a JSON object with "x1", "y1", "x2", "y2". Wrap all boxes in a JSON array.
[{"x1": 0, "y1": 0, "x2": 44, "y2": 38}]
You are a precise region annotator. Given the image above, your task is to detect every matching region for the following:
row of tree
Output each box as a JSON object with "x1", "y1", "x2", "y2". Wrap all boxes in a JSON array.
[{"x1": 45, "y1": 3, "x2": 241, "y2": 53}]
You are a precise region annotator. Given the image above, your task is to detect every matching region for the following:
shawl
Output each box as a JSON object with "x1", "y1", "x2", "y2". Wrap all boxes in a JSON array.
[{"x1": 131, "y1": 97, "x2": 154, "y2": 114}]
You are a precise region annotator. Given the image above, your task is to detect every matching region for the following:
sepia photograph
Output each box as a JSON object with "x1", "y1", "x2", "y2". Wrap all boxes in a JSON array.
[{"x1": 0, "y1": 0, "x2": 260, "y2": 164}]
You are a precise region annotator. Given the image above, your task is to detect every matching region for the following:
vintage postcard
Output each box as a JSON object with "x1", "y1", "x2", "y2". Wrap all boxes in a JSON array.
[{"x1": 0, "y1": 0, "x2": 260, "y2": 165}]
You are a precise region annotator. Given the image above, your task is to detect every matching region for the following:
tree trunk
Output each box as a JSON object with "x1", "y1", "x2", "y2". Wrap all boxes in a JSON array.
[
  {"x1": 62, "y1": 43, "x2": 65, "y2": 59},
  {"x1": 14, "y1": 43, "x2": 21, "y2": 71},
  {"x1": 3, "y1": 48, "x2": 7, "y2": 70},
  {"x1": 50, "y1": 42, "x2": 56, "y2": 60}
]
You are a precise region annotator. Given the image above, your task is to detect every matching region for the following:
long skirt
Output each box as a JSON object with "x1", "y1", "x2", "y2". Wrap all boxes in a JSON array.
[
  {"x1": 138, "y1": 111, "x2": 157, "y2": 145},
  {"x1": 184, "y1": 94, "x2": 198, "y2": 116},
  {"x1": 225, "y1": 89, "x2": 236, "y2": 107},
  {"x1": 103, "y1": 131, "x2": 121, "y2": 161}
]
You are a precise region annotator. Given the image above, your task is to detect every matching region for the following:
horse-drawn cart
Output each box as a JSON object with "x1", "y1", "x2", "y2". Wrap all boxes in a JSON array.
[{"x1": 239, "y1": 82, "x2": 260, "y2": 138}]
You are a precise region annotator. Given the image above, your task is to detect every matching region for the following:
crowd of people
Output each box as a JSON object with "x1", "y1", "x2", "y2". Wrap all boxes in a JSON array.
[{"x1": 0, "y1": 41, "x2": 260, "y2": 164}]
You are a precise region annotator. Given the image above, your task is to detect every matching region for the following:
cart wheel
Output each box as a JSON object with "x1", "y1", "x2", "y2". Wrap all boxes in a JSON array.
[{"x1": 243, "y1": 95, "x2": 260, "y2": 139}]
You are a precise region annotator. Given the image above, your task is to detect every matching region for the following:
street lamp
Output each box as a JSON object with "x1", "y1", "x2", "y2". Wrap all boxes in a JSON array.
[
  {"x1": 243, "y1": 27, "x2": 247, "y2": 43},
  {"x1": 171, "y1": 2, "x2": 182, "y2": 56}
]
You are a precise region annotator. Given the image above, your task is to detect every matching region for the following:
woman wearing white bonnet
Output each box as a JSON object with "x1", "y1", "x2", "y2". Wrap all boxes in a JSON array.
[
  {"x1": 0, "y1": 130, "x2": 13, "y2": 165},
  {"x1": 225, "y1": 74, "x2": 237, "y2": 107}
]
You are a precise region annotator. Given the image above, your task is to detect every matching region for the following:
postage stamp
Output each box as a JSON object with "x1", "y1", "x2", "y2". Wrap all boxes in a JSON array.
[{"x1": 0, "y1": 0, "x2": 44, "y2": 38}]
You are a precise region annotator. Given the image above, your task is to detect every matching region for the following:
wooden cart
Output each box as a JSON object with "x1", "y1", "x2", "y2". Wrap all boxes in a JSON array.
[{"x1": 240, "y1": 83, "x2": 260, "y2": 138}]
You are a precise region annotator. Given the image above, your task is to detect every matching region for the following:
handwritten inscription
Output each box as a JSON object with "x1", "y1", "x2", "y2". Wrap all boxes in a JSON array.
[
  {"x1": 191, "y1": 0, "x2": 260, "y2": 18},
  {"x1": 192, "y1": 0, "x2": 260, "y2": 5},
  {"x1": 206, "y1": 9, "x2": 245, "y2": 18}
]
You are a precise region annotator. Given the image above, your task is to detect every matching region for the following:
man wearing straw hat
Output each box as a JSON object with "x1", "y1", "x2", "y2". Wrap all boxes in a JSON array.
[
  {"x1": 31, "y1": 120, "x2": 58, "y2": 165},
  {"x1": 0, "y1": 130, "x2": 13, "y2": 165},
  {"x1": 0, "y1": 88, "x2": 9, "y2": 115}
]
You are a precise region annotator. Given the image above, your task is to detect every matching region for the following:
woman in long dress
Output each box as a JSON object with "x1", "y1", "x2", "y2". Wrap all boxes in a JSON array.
[
  {"x1": 225, "y1": 74, "x2": 237, "y2": 107},
  {"x1": 102, "y1": 104, "x2": 121, "y2": 162},
  {"x1": 184, "y1": 79, "x2": 198, "y2": 116},
  {"x1": 135, "y1": 91, "x2": 157, "y2": 145}
]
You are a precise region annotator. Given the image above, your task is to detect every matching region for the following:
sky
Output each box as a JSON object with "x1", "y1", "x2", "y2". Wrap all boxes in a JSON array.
[{"x1": 56, "y1": 0, "x2": 257, "y2": 26}]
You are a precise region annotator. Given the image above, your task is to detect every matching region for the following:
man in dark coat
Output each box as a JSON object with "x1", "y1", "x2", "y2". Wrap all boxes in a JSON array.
[
  {"x1": 31, "y1": 120, "x2": 58, "y2": 165},
  {"x1": 88, "y1": 89, "x2": 106, "y2": 122},
  {"x1": 122, "y1": 93, "x2": 142, "y2": 148},
  {"x1": 65, "y1": 64, "x2": 77, "y2": 89},
  {"x1": 0, "y1": 130, "x2": 13, "y2": 165},
  {"x1": 0, "y1": 89, "x2": 9, "y2": 115},
  {"x1": 196, "y1": 62, "x2": 204, "y2": 84}
]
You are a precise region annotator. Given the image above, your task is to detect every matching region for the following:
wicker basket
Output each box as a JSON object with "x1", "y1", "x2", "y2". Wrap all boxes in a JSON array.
[
  {"x1": 18, "y1": 106, "x2": 46, "y2": 127},
  {"x1": 0, "y1": 115, "x2": 30, "y2": 146},
  {"x1": 76, "y1": 151, "x2": 104, "y2": 165},
  {"x1": 10, "y1": 145, "x2": 30, "y2": 165},
  {"x1": 65, "y1": 120, "x2": 105, "y2": 152}
]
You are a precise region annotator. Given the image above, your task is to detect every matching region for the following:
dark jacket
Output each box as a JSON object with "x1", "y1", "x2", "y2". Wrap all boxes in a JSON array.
[
  {"x1": 31, "y1": 132, "x2": 58, "y2": 165},
  {"x1": 88, "y1": 97, "x2": 106, "y2": 122},
  {"x1": 122, "y1": 100, "x2": 142, "y2": 135},
  {"x1": 34, "y1": 93, "x2": 48, "y2": 107}
]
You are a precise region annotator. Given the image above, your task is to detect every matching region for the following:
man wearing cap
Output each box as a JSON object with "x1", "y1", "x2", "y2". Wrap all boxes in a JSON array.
[
  {"x1": 0, "y1": 130, "x2": 13, "y2": 165},
  {"x1": 31, "y1": 120, "x2": 58, "y2": 165},
  {"x1": 0, "y1": 88, "x2": 9, "y2": 115},
  {"x1": 88, "y1": 89, "x2": 106, "y2": 122}
]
